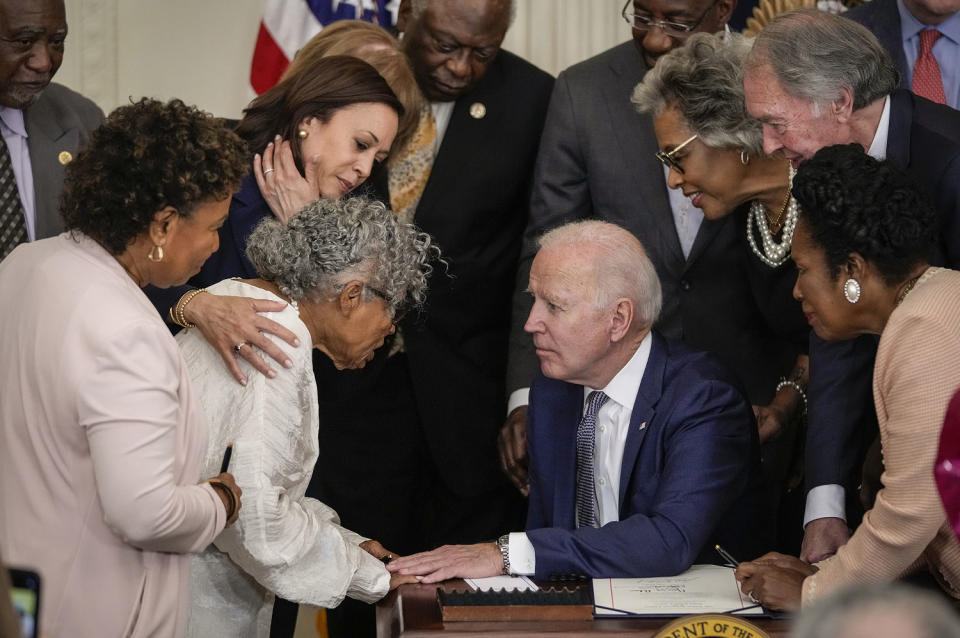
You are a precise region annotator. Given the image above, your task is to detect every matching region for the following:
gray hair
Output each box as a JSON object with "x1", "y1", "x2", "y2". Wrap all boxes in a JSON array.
[
  {"x1": 632, "y1": 32, "x2": 763, "y2": 156},
  {"x1": 537, "y1": 221, "x2": 662, "y2": 330},
  {"x1": 746, "y1": 9, "x2": 898, "y2": 111},
  {"x1": 246, "y1": 196, "x2": 437, "y2": 312},
  {"x1": 790, "y1": 583, "x2": 960, "y2": 638},
  {"x1": 408, "y1": 0, "x2": 517, "y2": 26}
]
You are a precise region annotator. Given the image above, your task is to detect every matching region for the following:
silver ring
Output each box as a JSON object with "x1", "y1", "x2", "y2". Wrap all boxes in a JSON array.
[
  {"x1": 234, "y1": 342, "x2": 247, "y2": 353},
  {"x1": 262, "y1": 168, "x2": 275, "y2": 175}
]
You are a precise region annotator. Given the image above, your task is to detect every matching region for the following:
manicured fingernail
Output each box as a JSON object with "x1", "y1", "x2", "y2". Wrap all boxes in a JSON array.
[
  {"x1": 267, "y1": 368, "x2": 277, "y2": 378},
  {"x1": 275, "y1": 134, "x2": 281, "y2": 141},
  {"x1": 283, "y1": 359, "x2": 293, "y2": 369},
  {"x1": 240, "y1": 377, "x2": 248, "y2": 386},
  {"x1": 293, "y1": 338, "x2": 301, "y2": 347}
]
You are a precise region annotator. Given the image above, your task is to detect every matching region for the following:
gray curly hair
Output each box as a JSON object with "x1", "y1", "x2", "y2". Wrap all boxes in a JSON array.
[
  {"x1": 246, "y1": 196, "x2": 437, "y2": 312},
  {"x1": 632, "y1": 32, "x2": 764, "y2": 156}
]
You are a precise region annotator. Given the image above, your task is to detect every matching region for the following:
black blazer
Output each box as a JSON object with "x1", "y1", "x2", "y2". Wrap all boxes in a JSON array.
[
  {"x1": 356, "y1": 50, "x2": 554, "y2": 496},
  {"x1": 805, "y1": 90, "x2": 960, "y2": 507}
]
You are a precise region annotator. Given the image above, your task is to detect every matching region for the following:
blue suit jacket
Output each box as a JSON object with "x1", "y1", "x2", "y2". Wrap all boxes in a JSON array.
[
  {"x1": 846, "y1": 0, "x2": 909, "y2": 86},
  {"x1": 146, "y1": 174, "x2": 266, "y2": 317},
  {"x1": 805, "y1": 90, "x2": 960, "y2": 516},
  {"x1": 525, "y1": 332, "x2": 765, "y2": 579}
]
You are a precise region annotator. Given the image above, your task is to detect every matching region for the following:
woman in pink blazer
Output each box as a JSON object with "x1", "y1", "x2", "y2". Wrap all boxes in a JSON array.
[
  {"x1": 0, "y1": 98, "x2": 246, "y2": 637},
  {"x1": 736, "y1": 144, "x2": 960, "y2": 610}
]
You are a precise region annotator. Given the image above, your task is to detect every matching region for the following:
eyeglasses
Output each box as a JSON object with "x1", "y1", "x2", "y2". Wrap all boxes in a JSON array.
[
  {"x1": 655, "y1": 134, "x2": 698, "y2": 173},
  {"x1": 365, "y1": 283, "x2": 408, "y2": 323},
  {"x1": 621, "y1": 0, "x2": 719, "y2": 38}
]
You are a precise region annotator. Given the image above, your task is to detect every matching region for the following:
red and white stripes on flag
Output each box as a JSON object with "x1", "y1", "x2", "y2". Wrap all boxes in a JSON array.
[{"x1": 249, "y1": 0, "x2": 400, "y2": 95}]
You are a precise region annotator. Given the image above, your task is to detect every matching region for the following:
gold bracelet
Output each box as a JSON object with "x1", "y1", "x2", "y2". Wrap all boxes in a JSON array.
[
  {"x1": 171, "y1": 288, "x2": 206, "y2": 329},
  {"x1": 207, "y1": 478, "x2": 238, "y2": 520}
]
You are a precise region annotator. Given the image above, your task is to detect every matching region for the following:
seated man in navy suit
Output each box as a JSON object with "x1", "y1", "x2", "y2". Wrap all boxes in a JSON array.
[{"x1": 387, "y1": 221, "x2": 764, "y2": 580}]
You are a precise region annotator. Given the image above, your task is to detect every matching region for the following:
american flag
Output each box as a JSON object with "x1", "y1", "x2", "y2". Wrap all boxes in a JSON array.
[{"x1": 250, "y1": 0, "x2": 401, "y2": 95}]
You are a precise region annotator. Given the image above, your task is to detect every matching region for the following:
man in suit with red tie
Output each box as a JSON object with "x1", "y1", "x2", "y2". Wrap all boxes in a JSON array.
[
  {"x1": 846, "y1": 0, "x2": 960, "y2": 109},
  {"x1": 386, "y1": 221, "x2": 763, "y2": 581},
  {"x1": 0, "y1": 0, "x2": 102, "y2": 262}
]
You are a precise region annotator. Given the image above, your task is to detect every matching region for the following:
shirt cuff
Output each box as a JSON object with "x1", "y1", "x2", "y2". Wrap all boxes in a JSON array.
[
  {"x1": 507, "y1": 388, "x2": 530, "y2": 416},
  {"x1": 803, "y1": 484, "x2": 847, "y2": 528},
  {"x1": 507, "y1": 532, "x2": 536, "y2": 575}
]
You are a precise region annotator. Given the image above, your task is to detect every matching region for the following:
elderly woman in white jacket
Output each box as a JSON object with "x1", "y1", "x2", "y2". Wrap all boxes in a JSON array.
[{"x1": 180, "y1": 196, "x2": 436, "y2": 637}]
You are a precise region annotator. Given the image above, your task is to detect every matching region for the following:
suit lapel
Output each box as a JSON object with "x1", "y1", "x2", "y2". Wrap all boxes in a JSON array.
[
  {"x1": 618, "y1": 333, "x2": 666, "y2": 506},
  {"x1": 25, "y1": 99, "x2": 76, "y2": 239},
  {"x1": 886, "y1": 90, "x2": 912, "y2": 167},
  {"x1": 551, "y1": 381, "x2": 586, "y2": 528}
]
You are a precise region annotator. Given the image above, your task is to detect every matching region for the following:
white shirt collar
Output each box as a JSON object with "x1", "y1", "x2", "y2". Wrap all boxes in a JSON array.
[
  {"x1": 866, "y1": 95, "x2": 891, "y2": 161},
  {"x1": 0, "y1": 106, "x2": 26, "y2": 138},
  {"x1": 585, "y1": 331, "x2": 653, "y2": 411}
]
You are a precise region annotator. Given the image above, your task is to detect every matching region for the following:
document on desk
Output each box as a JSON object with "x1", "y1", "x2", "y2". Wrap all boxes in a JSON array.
[{"x1": 593, "y1": 565, "x2": 762, "y2": 616}]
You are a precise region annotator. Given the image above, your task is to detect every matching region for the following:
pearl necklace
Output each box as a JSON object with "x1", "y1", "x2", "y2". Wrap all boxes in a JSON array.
[{"x1": 747, "y1": 165, "x2": 798, "y2": 268}]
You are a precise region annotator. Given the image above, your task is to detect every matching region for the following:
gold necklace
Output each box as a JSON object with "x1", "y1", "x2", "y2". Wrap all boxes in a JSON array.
[
  {"x1": 765, "y1": 187, "x2": 792, "y2": 234},
  {"x1": 895, "y1": 275, "x2": 922, "y2": 306}
]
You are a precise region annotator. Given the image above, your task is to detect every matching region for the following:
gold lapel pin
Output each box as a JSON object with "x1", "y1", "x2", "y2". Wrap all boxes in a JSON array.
[
  {"x1": 58, "y1": 151, "x2": 73, "y2": 165},
  {"x1": 469, "y1": 102, "x2": 486, "y2": 119}
]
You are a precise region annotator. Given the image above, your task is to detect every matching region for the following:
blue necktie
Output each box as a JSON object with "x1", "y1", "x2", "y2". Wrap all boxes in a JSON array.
[{"x1": 576, "y1": 391, "x2": 609, "y2": 528}]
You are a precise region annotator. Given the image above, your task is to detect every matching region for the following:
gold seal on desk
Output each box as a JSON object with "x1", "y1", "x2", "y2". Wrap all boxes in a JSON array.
[
  {"x1": 469, "y1": 102, "x2": 486, "y2": 119},
  {"x1": 655, "y1": 614, "x2": 770, "y2": 638},
  {"x1": 58, "y1": 151, "x2": 72, "y2": 165}
]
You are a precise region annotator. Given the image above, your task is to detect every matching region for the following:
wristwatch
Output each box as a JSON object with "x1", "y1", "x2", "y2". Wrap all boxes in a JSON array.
[{"x1": 496, "y1": 534, "x2": 511, "y2": 575}]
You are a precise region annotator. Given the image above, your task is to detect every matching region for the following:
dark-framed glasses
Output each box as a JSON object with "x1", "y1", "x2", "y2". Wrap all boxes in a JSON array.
[
  {"x1": 621, "y1": 0, "x2": 719, "y2": 38},
  {"x1": 655, "y1": 134, "x2": 698, "y2": 173},
  {"x1": 365, "y1": 283, "x2": 408, "y2": 323}
]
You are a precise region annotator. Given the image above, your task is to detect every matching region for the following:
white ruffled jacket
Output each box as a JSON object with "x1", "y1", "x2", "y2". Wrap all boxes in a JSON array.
[{"x1": 179, "y1": 279, "x2": 389, "y2": 638}]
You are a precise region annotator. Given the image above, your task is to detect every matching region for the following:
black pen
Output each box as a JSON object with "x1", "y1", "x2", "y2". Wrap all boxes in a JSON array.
[
  {"x1": 715, "y1": 544, "x2": 739, "y2": 567},
  {"x1": 220, "y1": 444, "x2": 234, "y2": 473}
]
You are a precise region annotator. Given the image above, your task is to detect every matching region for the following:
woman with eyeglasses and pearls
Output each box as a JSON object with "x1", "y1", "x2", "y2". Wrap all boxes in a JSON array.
[
  {"x1": 633, "y1": 32, "x2": 808, "y2": 544},
  {"x1": 182, "y1": 196, "x2": 438, "y2": 636},
  {"x1": 736, "y1": 144, "x2": 960, "y2": 610}
]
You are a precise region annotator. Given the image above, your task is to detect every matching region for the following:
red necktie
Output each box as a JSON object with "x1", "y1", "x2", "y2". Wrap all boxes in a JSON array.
[{"x1": 913, "y1": 29, "x2": 947, "y2": 104}]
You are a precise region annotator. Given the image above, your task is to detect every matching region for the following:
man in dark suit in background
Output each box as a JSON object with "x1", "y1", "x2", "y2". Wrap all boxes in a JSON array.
[
  {"x1": 0, "y1": 0, "x2": 102, "y2": 261},
  {"x1": 743, "y1": 8, "x2": 960, "y2": 564},
  {"x1": 846, "y1": 0, "x2": 960, "y2": 109},
  {"x1": 309, "y1": 1, "x2": 553, "y2": 635},
  {"x1": 387, "y1": 221, "x2": 762, "y2": 582}
]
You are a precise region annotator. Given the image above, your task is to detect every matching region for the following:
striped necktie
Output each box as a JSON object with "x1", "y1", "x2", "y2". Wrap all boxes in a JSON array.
[
  {"x1": 0, "y1": 139, "x2": 26, "y2": 261},
  {"x1": 913, "y1": 29, "x2": 946, "y2": 105},
  {"x1": 576, "y1": 391, "x2": 609, "y2": 528}
]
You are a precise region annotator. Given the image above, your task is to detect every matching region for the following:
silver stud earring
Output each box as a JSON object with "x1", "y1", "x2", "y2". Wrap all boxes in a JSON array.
[
  {"x1": 843, "y1": 278, "x2": 861, "y2": 304},
  {"x1": 740, "y1": 150, "x2": 750, "y2": 165}
]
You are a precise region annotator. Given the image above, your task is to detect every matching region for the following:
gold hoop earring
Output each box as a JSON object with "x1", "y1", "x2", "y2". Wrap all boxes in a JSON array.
[
  {"x1": 298, "y1": 129, "x2": 308, "y2": 139},
  {"x1": 148, "y1": 245, "x2": 164, "y2": 263}
]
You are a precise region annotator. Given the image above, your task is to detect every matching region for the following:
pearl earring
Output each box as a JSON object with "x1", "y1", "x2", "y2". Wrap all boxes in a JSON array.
[
  {"x1": 843, "y1": 278, "x2": 861, "y2": 304},
  {"x1": 298, "y1": 129, "x2": 308, "y2": 139}
]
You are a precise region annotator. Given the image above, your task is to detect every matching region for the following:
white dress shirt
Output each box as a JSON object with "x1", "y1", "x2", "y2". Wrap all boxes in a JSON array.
[
  {"x1": 803, "y1": 96, "x2": 891, "y2": 528},
  {"x1": 507, "y1": 333, "x2": 653, "y2": 574}
]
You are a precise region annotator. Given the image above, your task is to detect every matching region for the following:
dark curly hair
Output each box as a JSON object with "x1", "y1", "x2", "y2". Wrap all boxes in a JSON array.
[
  {"x1": 792, "y1": 143, "x2": 936, "y2": 285},
  {"x1": 62, "y1": 98, "x2": 248, "y2": 255}
]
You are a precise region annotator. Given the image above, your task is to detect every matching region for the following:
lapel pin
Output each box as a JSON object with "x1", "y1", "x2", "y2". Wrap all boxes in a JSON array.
[
  {"x1": 58, "y1": 151, "x2": 73, "y2": 165},
  {"x1": 639, "y1": 422, "x2": 647, "y2": 430},
  {"x1": 469, "y1": 102, "x2": 486, "y2": 119}
]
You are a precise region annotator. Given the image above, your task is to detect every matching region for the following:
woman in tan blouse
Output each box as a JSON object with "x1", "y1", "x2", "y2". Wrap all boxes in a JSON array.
[{"x1": 736, "y1": 144, "x2": 960, "y2": 610}]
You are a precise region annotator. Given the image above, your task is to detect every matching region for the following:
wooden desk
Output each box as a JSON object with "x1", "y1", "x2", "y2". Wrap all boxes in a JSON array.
[{"x1": 376, "y1": 581, "x2": 791, "y2": 637}]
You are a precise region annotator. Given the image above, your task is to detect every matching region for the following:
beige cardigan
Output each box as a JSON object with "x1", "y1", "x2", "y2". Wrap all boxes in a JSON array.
[{"x1": 803, "y1": 267, "x2": 960, "y2": 604}]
